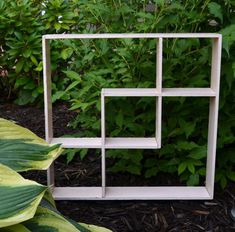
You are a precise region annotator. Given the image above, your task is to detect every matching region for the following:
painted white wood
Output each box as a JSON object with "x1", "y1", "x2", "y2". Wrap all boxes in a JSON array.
[
  {"x1": 156, "y1": 38, "x2": 162, "y2": 147},
  {"x1": 101, "y1": 92, "x2": 106, "y2": 197},
  {"x1": 52, "y1": 186, "x2": 211, "y2": 200},
  {"x1": 43, "y1": 38, "x2": 54, "y2": 187},
  {"x1": 105, "y1": 138, "x2": 158, "y2": 149},
  {"x1": 102, "y1": 88, "x2": 160, "y2": 96},
  {"x1": 53, "y1": 187, "x2": 103, "y2": 200},
  {"x1": 50, "y1": 137, "x2": 159, "y2": 149},
  {"x1": 156, "y1": 38, "x2": 163, "y2": 91},
  {"x1": 51, "y1": 138, "x2": 102, "y2": 148},
  {"x1": 162, "y1": 88, "x2": 216, "y2": 97},
  {"x1": 42, "y1": 38, "x2": 53, "y2": 142},
  {"x1": 43, "y1": 33, "x2": 222, "y2": 200},
  {"x1": 206, "y1": 37, "x2": 222, "y2": 198},
  {"x1": 102, "y1": 148, "x2": 106, "y2": 198},
  {"x1": 43, "y1": 33, "x2": 221, "y2": 40},
  {"x1": 156, "y1": 97, "x2": 162, "y2": 148}
]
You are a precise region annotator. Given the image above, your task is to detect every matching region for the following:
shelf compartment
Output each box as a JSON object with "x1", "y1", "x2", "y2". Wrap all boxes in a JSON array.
[
  {"x1": 105, "y1": 137, "x2": 158, "y2": 149},
  {"x1": 102, "y1": 88, "x2": 160, "y2": 97},
  {"x1": 162, "y1": 88, "x2": 216, "y2": 97},
  {"x1": 50, "y1": 138, "x2": 102, "y2": 148},
  {"x1": 52, "y1": 186, "x2": 211, "y2": 200}
]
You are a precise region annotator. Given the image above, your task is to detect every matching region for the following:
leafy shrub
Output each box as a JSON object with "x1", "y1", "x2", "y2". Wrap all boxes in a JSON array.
[
  {"x1": 0, "y1": 118, "x2": 111, "y2": 232},
  {"x1": 0, "y1": 0, "x2": 235, "y2": 188}
]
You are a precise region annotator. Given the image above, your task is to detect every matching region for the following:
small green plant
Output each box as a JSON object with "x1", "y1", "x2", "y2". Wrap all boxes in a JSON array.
[{"x1": 0, "y1": 118, "x2": 111, "y2": 232}]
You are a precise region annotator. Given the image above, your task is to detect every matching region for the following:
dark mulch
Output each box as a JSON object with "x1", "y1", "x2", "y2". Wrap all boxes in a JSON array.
[{"x1": 0, "y1": 103, "x2": 235, "y2": 232}]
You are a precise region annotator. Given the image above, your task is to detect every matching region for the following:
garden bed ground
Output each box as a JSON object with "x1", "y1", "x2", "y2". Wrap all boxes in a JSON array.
[{"x1": 0, "y1": 102, "x2": 235, "y2": 231}]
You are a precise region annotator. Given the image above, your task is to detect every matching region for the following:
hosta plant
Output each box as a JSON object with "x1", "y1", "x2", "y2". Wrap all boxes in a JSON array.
[{"x1": 0, "y1": 118, "x2": 111, "y2": 232}]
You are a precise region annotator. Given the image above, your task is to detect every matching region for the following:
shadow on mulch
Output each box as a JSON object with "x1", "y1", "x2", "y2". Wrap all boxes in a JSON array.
[{"x1": 1, "y1": 103, "x2": 235, "y2": 231}]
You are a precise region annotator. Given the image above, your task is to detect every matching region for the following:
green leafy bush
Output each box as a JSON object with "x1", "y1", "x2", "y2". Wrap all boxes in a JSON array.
[{"x1": 0, "y1": 0, "x2": 235, "y2": 188}]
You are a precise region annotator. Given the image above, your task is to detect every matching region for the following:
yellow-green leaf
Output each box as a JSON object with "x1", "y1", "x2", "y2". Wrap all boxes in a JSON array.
[
  {"x1": 0, "y1": 224, "x2": 31, "y2": 232},
  {"x1": 78, "y1": 223, "x2": 112, "y2": 232},
  {"x1": 0, "y1": 164, "x2": 47, "y2": 228},
  {"x1": 23, "y1": 206, "x2": 80, "y2": 232},
  {"x1": 0, "y1": 118, "x2": 63, "y2": 171}
]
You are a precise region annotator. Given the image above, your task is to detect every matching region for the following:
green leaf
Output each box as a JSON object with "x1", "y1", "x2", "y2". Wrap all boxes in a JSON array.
[
  {"x1": 15, "y1": 59, "x2": 25, "y2": 73},
  {"x1": 175, "y1": 141, "x2": 198, "y2": 151},
  {"x1": 178, "y1": 162, "x2": 187, "y2": 175},
  {"x1": 63, "y1": 71, "x2": 81, "y2": 81},
  {"x1": 220, "y1": 176, "x2": 227, "y2": 189},
  {"x1": 0, "y1": 224, "x2": 31, "y2": 232},
  {"x1": 78, "y1": 223, "x2": 112, "y2": 232},
  {"x1": 61, "y1": 48, "x2": 73, "y2": 60},
  {"x1": 197, "y1": 167, "x2": 206, "y2": 176},
  {"x1": 0, "y1": 164, "x2": 47, "y2": 228},
  {"x1": 188, "y1": 146, "x2": 207, "y2": 160},
  {"x1": 52, "y1": 91, "x2": 65, "y2": 103},
  {"x1": 115, "y1": 111, "x2": 123, "y2": 128},
  {"x1": 226, "y1": 170, "x2": 235, "y2": 182},
  {"x1": 178, "y1": 119, "x2": 196, "y2": 138},
  {"x1": 23, "y1": 206, "x2": 80, "y2": 232},
  {"x1": 22, "y1": 205, "x2": 112, "y2": 232},
  {"x1": 187, "y1": 174, "x2": 199, "y2": 186},
  {"x1": 145, "y1": 167, "x2": 158, "y2": 178},
  {"x1": 23, "y1": 49, "x2": 32, "y2": 58},
  {"x1": 80, "y1": 149, "x2": 88, "y2": 160},
  {"x1": 30, "y1": 55, "x2": 38, "y2": 66},
  {"x1": 0, "y1": 118, "x2": 63, "y2": 171},
  {"x1": 14, "y1": 31, "x2": 23, "y2": 40},
  {"x1": 126, "y1": 164, "x2": 141, "y2": 175},
  {"x1": 54, "y1": 22, "x2": 61, "y2": 30},
  {"x1": 220, "y1": 24, "x2": 235, "y2": 55},
  {"x1": 65, "y1": 80, "x2": 81, "y2": 92},
  {"x1": 187, "y1": 162, "x2": 195, "y2": 174},
  {"x1": 208, "y1": 2, "x2": 223, "y2": 22}
]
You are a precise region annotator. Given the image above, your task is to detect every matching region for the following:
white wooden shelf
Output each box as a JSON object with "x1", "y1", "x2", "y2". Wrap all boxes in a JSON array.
[
  {"x1": 50, "y1": 138, "x2": 102, "y2": 148},
  {"x1": 43, "y1": 33, "x2": 222, "y2": 200},
  {"x1": 50, "y1": 137, "x2": 159, "y2": 149},
  {"x1": 43, "y1": 33, "x2": 221, "y2": 40},
  {"x1": 52, "y1": 186, "x2": 211, "y2": 200},
  {"x1": 162, "y1": 88, "x2": 216, "y2": 97},
  {"x1": 105, "y1": 138, "x2": 158, "y2": 149},
  {"x1": 102, "y1": 88, "x2": 160, "y2": 96},
  {"x1": 102, "y1": 88, "x2": 216, "y2": 97}
]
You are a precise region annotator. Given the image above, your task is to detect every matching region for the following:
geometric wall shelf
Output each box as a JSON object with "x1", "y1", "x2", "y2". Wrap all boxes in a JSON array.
[{"x1": 43, "y1": 33, "x2": 222, "y2": 200}]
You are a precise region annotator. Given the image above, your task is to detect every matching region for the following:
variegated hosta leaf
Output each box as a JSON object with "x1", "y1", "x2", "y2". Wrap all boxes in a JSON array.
[
  {"x1": 23, "y1": 206, "x2": 82, "y2": 232},
  {"x1": 77, "y1": 223, "x2": 112, "y2": 232},
  {"x1": 0, "y1": 118, "x2": 63, "y2": 171},
  {"x1": 22, "y1": 206, "x2": 112, "y2": 232},
  {"x1": 0, "y1": 164, "x2": 47, "y2": 228},
  {"x1": 0, "y1": 224, "x2": 31, "y2": 232}
]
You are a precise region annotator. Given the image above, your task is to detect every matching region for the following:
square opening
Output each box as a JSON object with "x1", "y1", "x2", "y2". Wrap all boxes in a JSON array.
[
  {"x1": 162, "y1": 38, "x2": 212, "y2": 88},
  {"x1": 54, "y1": 149, "x2": 101, "y2": 187},
  {"x1": 105, "y1": 149, "x2": 187, "y2": 187},
  {"x1": 102, "y1": 94, "x2": 161, "y2": 149}
]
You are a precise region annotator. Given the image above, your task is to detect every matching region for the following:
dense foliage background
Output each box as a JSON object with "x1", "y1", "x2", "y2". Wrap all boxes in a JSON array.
[{"x1": 0, "y1": 0, "x2": 235, "y2": 188}]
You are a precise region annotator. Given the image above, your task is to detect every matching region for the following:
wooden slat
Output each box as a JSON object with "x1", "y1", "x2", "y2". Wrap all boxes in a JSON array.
[
  {"x1": 162, "y1": 88, "x2": 216, "y2": 97},
  {"x1": 43, "y1": 33, "x2": 221, "y2": 40},
  {"x1": 206, "y1": 37, "x2": 222, "y2": 197},
  {"x1": 51, "y1": 138, "x2": 102, "y2": 148},
  {"x1": 52, "y1": 186, "x2": 211, "y2": 200},
  {"x1": 105, "y1": 138, "x2": 159, "y2": 149},
  {"x1": 102, "y1": 88, "x2": 159, "y2": 96}
]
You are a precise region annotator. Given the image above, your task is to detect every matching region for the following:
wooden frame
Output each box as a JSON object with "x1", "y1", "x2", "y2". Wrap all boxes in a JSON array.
[{"x1": 43, "y1": 33, "x2": 222, "y2": 200}]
